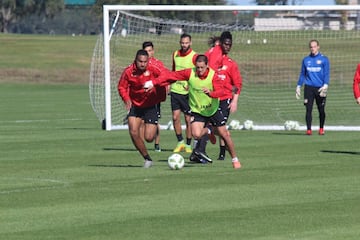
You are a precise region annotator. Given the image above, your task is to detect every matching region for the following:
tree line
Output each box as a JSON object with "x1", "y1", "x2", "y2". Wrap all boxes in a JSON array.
[{"x1": 0, "y1": 0, "x2": 347, "y2": 34}]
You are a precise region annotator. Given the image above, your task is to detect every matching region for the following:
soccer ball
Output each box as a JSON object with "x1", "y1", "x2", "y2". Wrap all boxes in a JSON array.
[
  {"x1": 168, "y1": 153, "x2": 185, "y2": 170},
  {"x1": 243, "y1": 120, "x2": 254, "y2": 130},
  {"x1": 284, "y1": 120, "x2": 300, "y2": 131},
  {"x1": 228, "y1": 119, "x2": 241, "y2": 130}
]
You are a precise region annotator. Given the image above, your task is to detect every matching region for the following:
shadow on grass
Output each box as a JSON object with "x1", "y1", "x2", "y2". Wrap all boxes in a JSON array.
[
  {"x1": 321, "y1": 150, "x2": 360, "y2": 155},
  {"x1": 271, "y1": 132, "x2": 305, "y2": 136},
  {"x1": 89, "y1": 164, "x2": 141, "y2": 168},
  {"x1": 103, "y1": 147, "x2": 173, "y2": 152}
]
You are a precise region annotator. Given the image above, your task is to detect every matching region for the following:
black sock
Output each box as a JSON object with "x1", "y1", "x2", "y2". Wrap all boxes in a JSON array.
[
  {"x1": 219, "y1": 145, "x2": 226, "y2": 156},
  {"x1": 199, "y1": 135, "x2": 208, "y2": 152},
  {"x1": 176, "y1": 134, "x2": 183, "y2": 142},
  {"x1": 186, "y1": 138, "x2": 192, "y2": 146},
  {"x1": 144, "y1": 155, "x2": 152, "y2": 161}
]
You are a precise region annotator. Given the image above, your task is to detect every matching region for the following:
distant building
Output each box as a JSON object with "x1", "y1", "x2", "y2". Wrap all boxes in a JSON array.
[{"x1": 64, "y1": 0, "x2": 95, "y2": 5}]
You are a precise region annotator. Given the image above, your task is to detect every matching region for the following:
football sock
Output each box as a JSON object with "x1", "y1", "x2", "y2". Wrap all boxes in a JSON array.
[
  {"x1": 176, "y1": 134, "x2": 183, "y2": 142},
  {"x1": 144, "y1": 155, "x2": 152, "y2": 161},
  {"x1": 219, "y1": 145, "x2": 226, "y2": 156}
]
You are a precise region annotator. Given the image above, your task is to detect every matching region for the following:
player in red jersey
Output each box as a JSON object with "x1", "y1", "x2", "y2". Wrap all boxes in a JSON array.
[
  {"x1": 353, "y1": 63, "x2": 360, "y2": 105},
  {"x1": 142, "y1": 41, "x2": 167, "y2": 152},
  {"x1": 118, "y1": 49, "x2": 167, "y2": 168},
  {"x1": 205, "y1": 31, "x2": 242, "y2": 160}
]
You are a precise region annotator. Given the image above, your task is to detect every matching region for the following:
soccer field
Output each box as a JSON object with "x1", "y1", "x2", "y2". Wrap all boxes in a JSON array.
[{"x1": 1, "y1": 83, "x2": 360, "y2": 239}]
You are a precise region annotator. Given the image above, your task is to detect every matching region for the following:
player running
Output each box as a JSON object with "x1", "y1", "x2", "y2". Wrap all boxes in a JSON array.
[
  {"x1": 118, "y1": 49, "x2": 167, "y2": 168},
  {"x1": 144, "y1": 54, "x2": 242, "y2": 169}
]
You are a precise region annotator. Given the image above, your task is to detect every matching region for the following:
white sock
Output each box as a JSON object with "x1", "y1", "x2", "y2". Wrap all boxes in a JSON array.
[{"x1": 232, "y1": 157, "x2": 239, "y2": 163}]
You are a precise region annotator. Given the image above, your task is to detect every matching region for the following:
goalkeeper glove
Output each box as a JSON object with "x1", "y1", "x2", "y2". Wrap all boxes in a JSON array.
[
  {"x1": 318, "y1": 84, "x2": 328, "y2": 97},
  {"x1": 295, "y1": 86, "x2": 301, "y2": 100}
]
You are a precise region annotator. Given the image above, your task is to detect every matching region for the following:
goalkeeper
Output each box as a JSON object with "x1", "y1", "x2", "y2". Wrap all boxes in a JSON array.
[
  {"x1": 295, "y1": 39, "x2": 330, "y2": 136},
  {"x1": 352, "y1": 63, "x2": 360, "y2": 105}
]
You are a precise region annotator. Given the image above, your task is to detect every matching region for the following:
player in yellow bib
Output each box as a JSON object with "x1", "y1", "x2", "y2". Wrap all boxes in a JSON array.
[
  {"x1": 145, "y1": 55, "x2": 242, "y2": 169},
  {"x1": 170, "y1": 33, "x2": 197, "y2": 153}
]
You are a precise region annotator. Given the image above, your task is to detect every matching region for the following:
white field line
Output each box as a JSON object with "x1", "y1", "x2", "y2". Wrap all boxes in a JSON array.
[{"x1": 0, "y1": 177, "x2": 70, "y2": 195}]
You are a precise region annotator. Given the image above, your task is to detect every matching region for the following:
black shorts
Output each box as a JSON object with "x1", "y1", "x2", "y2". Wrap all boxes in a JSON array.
[
  {"x1": 190, "y1": 110, "x2": 227, "y2": 127},
  {"x1": 156, "y1": 103, "x2": 161, "y2": 118},
  {"x1": 170, "y1": 92, "x2": 191, "y2": 114},
  {"x1": 128, "y1": 105, "x2": 158, "y2": 125},
  {"x1": 219, "y1": 99, "x2": 231, "y2": 122}
]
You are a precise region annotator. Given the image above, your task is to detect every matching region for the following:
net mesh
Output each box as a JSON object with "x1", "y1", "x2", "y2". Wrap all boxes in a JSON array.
[{"x1": 90, "y1": 8, "x2": 360, "y2": 130}]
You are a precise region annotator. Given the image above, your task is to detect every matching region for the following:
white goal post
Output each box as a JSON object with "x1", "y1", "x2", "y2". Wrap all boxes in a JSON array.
[{"x1": 90, "y1": 4, "x2": 360, "y2": 131}]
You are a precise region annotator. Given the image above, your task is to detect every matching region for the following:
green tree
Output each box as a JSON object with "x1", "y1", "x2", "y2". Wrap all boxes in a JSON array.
[
  {"x1": 335, "y1": 0, "x2": 348, "y2": 29},
  {"x1": 92, "y1": 0, "x2": 227, "y2": 23},
  {"x1": 0, "y1": 0, "x2": 64, "y2": 33}
]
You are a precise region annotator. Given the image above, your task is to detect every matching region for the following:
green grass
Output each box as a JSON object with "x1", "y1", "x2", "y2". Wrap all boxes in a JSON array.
[
  {"x1": 1, "y1": 33, "x2": 360, "y2": 239},
  {"x1": 1, "y1": 83, "x2": 360, "y2": 239}
]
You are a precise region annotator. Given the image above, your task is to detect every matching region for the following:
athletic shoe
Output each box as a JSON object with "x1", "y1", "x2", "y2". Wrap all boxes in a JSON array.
[
  {"x1": 189, "y1": 153, "x2": 208, "y2": 164},
  {"x1": 185, "y1": 144, "x2": 192, "y2": 153},
  {"x1": 217, "y1": 154, "x2": 225, "y2": 161},
  {"x1": 232, "y1": 161, "x2": 241, "y2": 169},
  {"x1": 143, "y1": 160, "x2": 153, "y2": 168},
  {"x1": 207, "y1": 125, "x2": 216, "y2": 144},
  {"x1": 319, "y1": 128, "x2": 325, "y2": 135},
  {"x1": 173, "y1": 141, "x2": 185, "y2": 153},
  {"x1": 194, "y1": 151, "x2": 212, "y2": 163},
  {"x1": 306, "y1": 130, "x2": 312, "y2": 135},
  {"x1": 154, "y1": 145, "x2": 161, "y2": 152}
]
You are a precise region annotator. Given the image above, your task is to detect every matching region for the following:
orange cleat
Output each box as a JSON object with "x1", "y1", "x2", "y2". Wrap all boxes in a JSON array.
[{"x1": 306, "y1": 130, "x2": 312, "y2": 135}]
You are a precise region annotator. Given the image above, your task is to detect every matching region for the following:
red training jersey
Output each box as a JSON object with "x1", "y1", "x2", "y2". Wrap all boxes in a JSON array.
[
  {"x1": 118, "y1": 62, "x2": 167, "y2": 108},
  {"x1": 353, "y1": 63, "x2": 360, "y2": 99},
  {"x1": 154, "y1": 68, "x2": 224, "y2": 99},
  {"x1": 205, "y1": 45, "x2": 242, "y2": 100}
]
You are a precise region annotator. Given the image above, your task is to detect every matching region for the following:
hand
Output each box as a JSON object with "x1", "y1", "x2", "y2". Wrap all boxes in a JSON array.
[
  {"x1": 143, "y1": 80, "x2": 154, "y2": 92},
  {"x1": 356, "y1": 97, "x2": 360, "y2": 105},
  {"x1": 295, "y1": 86, "x2": 301, "y2": 100},
  {"x1": 318, "y1": 84, "x2": 328, "y2": 97}
]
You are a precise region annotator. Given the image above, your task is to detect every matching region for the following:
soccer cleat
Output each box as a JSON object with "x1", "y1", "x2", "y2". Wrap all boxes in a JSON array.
[
  {"x1": 232, "y1": 161, "x2": 241, "y2": 169},
  {"x1": 306, "y1": 130, "x2": 312, "y2": 135},
  {"x1": 217, "y1": 154, "x2": 225, "y2": 161},
  {"x1": 194, "y1": 151, "x2": 212, "y2": 163},
  {"x1": 319, "y1": 128, "x2": 325, "y2": 135},
  {"x1": 189, "y1": 153, "x2": 208, "y2": 164},
  {"x1": 185, "y1": 144, "x2": 192, "y2": 153},
  {"x1": 143, "y1": 160, "x2": 153, "y2": 168},
  {"x1": 173, "y1": 141, "x2": 185, "y2": 153},
  {"x1": 207, "y1": 125, "x2": 216, "y2": 144}
]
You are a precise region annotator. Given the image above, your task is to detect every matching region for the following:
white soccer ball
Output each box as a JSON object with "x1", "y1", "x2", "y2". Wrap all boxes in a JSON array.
[
  {"x1": 243, "y1": 120, "x2": 254, "y2": 130},
  {"x1": 263, "y1": 39, "x2": 267, "y2": 44},
  {"x1": 247, "y1": 39, "x2": 251, "y2": 45},
  {"x1": 228, "y1": 119, "x2": 241, "y2": 130},
  {"x1": 168, "y1": 153, "x2": 185, "y2": 170},
  {"x1": 284, "y1": 120, "x2": 300, "y2": 131}
]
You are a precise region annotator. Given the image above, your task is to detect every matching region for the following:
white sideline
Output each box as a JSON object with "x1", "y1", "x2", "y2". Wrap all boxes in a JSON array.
[{"x1": 110, "y1": 125, "x2": 360, "y2": 131}]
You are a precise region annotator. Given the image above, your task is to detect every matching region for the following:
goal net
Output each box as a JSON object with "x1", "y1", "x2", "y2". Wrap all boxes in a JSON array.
[{"x1": 90, "y1": 5, "x2": 360, "y2": 131}]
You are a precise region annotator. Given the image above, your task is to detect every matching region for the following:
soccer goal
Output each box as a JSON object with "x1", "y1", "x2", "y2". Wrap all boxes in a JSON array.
[{"x1": 90, "y1": 4, "x2": 360, "y2": 131}]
